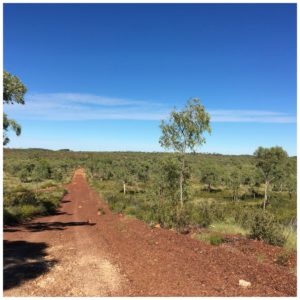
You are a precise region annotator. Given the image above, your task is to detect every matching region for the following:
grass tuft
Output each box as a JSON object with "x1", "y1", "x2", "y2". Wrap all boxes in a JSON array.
[{"x1": 209, "y1": 221, "x2": 249, "y2": 236}]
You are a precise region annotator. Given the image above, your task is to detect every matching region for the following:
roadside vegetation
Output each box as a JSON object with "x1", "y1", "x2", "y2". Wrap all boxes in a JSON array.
[{"x1": 3, "y1": 149, "x2": 77, "y2": 224}]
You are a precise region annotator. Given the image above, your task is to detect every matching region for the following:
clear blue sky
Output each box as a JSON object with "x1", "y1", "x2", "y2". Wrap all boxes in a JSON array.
[{"x1": 4, "y1": 3, "x2": 297, "y2": 155}]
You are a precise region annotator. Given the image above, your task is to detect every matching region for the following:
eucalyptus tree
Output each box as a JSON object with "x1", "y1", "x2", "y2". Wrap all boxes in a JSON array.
[
  {"x1": 159, "y1": 98, "x2": 211, "y2": 208},
  {"x1": 254, "y1": 146, "x2": 288, "y2": 210},
  {"x1": 116, "y1": 159, "x2": 136, "y2": 195},
  {"x1": 225, "y1": 168, "x2": 243, "y2": 201},
  {"x1": 3, "y1": 71, "x2": 27, "y2": 145},
  {"x1": 283, "y1": 159, "x2": 297, "y2": 198},
  {"x1": 200, "y1": 163, "x2": 220, "y2": 192}
]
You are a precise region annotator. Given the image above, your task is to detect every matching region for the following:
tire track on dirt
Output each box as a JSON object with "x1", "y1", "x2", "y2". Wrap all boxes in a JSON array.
[{"x1": 4, "y1": 169, "x2": 128, "y2": 296}]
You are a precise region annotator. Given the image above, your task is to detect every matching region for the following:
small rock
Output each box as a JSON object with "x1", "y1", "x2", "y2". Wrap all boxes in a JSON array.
[
  {"x1": 78, "y1": 205, "x2": 82, "y2": 208},
  {"x1": 239, "y1": 279, "x2": 251, "y2": 288},
  {"x1": 154, "y1": 224, "x2": 161, "y2": 228}
]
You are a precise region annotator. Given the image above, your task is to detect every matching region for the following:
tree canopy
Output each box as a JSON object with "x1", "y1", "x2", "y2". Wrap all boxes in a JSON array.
[
  {"x1": 3, "y1": 70, "x2": 27, "y2": 145},
  {"x1": 159, "y1": 98, "x2": 211, "y2": 154},
  {"x1": 3, "y1": 71, "x2": 27, "y2": 104},
  {"x1": 254, "y1": 146, "x2": 288, "y2": 209}
]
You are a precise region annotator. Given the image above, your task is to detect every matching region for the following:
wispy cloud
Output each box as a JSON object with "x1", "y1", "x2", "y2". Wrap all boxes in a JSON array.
[
  {"x1": 3, "y1": 92, "x2": 296, "y2": 123},
  {"x1": 4, "y1": 93, "x2": 167, "y2": 121},
  {"x1": 210, "y1": 110, "x2": 296, "y2": 123}
]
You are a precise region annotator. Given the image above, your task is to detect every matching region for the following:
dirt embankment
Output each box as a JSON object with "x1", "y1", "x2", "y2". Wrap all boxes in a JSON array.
[{"x1": 3, "y1": 169, "x2": 297, "y2": 296}]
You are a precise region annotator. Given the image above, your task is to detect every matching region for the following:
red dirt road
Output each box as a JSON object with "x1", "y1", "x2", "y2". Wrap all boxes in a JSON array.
[{"x1": 4, "y1": 169, "x2": 297, "y2": 296}]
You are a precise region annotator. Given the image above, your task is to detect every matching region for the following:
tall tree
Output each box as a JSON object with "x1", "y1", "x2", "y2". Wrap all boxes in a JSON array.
[
  {"x1": 254, "y1": 146, "x2": 288, "y2": 210},
  {"x1": 3, "y1": 70, "x2": 27, "y2": 145},
  {"x1": 226, "y1": 170, "x2": 243, "y2": 201},
  {"x1": 159, "y1": 98, "x2": 211, "y2": 208},
  {"x1": 201, "y1": 164, "x2": 220, "y2": 192}
]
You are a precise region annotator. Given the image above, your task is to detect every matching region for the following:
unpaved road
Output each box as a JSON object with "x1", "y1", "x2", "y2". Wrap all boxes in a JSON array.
[{"x1": 4, "y1": 169, "x2": 296, "y2": 296}]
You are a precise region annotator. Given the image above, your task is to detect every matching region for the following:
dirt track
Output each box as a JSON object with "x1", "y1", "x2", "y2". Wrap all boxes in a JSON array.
[{"x1": 4, "y1": 169, "x2": 297, "y2": 296}]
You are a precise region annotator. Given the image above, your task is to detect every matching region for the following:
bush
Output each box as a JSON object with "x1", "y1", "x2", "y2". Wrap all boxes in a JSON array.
[
  {"x1": 209, "y1": 234, "x2": 225, "y2": 246},
  {"x1": 3, "y1": 187, "x2": 66, "y2": 225},
  {"x1": 4, "y1": 204, "x2": 45, "y2": 224},
  {"x1": 196, "y1": 232, "x2": 225, "y2": 246},
  {"x1": 4, "y1": 188, "x2": 37, "y2": 206},
  {"x1": 190, "y1": 201, "x2": 212, "y2": 228},
  {"x1": 174, "y1": 207, "x2": 191, "y2": 232},
  {"x1": 249, "y1": 210, "x2": 286, "y2": 246},
  {"x1": 234, "y1": 206, "x2": 256, "y2": 229}
]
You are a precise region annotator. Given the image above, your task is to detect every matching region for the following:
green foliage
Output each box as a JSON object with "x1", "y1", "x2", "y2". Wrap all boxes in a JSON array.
[
  {"x1": 189, "y1": 201, "x2": 212, "y2": 228},
  {"x1": 3, "y1": 159, "x2": 67, "y2": 224},
  {"x1": 254, "y1": 146, "x2": 289, "y2": 209},
  {"x1": 209, "y1": 221, "x2": 249, "y2": 236},
  {"x1": 249, "y1": 210, "x2": 286, "y2": 246},
  {"x1": 159, "y1": 98, "x2": 211, "y2": 153},
  {"x1": 31, "y1": 160, "x2": 52, "y2": 181},
  {"x1": 4, "y1": 187, "x2": 37, "y2": 206},
  {"x1": 200, "y1": 164, "x2": 220, "y2": 192},
  {"x1": 195, "y1": 232, "x2": 225, "y2": 246},
  {"x1": 254, "y1": 146, "x2": 288, "y2": 181},
  {"x1": 160, "y1": 98, "x2": 211, "y2": 209},
  {"x1": 3, "y1": 70, "x2": 27, "y2": 104},
  {"x1": 209, "y1": 234, "x2": 225, "y2": 246},
  {"x1": 3, "y1": 113, "x2": 22, "y2": 145},
  {"x1": 3, "y1": 70, "x2": 27, "y2": 145}
]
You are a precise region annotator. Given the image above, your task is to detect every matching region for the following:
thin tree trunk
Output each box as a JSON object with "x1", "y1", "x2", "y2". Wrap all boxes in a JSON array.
[
  {"x1": 179, "y1": 172, "x2": 183, "y2": 208},
  {"x1": 123, "y1": 181, "x2": 126, "y2": 195},
  {"x1": 263, "y1": 180, "x2": 268, "y2": 210},
  {"x1": 179, "y1": 155, "x2": 185, "y2": 208}
]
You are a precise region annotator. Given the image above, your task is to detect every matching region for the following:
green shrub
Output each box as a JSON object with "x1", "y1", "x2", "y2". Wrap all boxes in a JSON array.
[
  {"x1": 191, "y1": 201, "x2": 212, "y2": 228},
  {"x1": 249, "y1": 210, "x2": 286, "y2": 246},
  {"x1": 174, "y1": 207, "x2": 191, "y2": 232},
  {"x1": 40, "y1": 181, "x2": 57, "y2": 189},
  {"x1": 4, "y1": 204, "x2": 45, "y2": 223},
  {"x1": 3, "y1": 187, "x2": 66, "y2": 225},
  {"x1": 209, "y1": 234, "x2": 225, "y2": 246},
  {"x1": 4, "y1": 188, "x2": 37, "y2": 207},
  {"x1": 233, "y1": 205, "x2": 255, "y2": 229},
  {"x1": 195, "y1": 232, "x2": 225, "y2": 246},
  {"x1": 124, "y1": 205, "x2": 138, "y2": 216}
]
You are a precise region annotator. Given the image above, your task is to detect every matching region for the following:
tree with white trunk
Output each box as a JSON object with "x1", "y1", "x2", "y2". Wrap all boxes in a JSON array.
[
  {"x1": 159, "y1": 98, "x2": 211, "y2": 208},
  {"x1": 254, "y1": 146, "x2": 288, "y2": 210}
]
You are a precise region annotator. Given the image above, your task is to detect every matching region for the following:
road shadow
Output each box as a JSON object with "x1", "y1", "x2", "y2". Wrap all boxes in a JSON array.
[
  {"x1": 4, "y1": 240, "x2": 57, "y2": 290},
  {"x1": 3, "y1": 227, "x2": 22, "y2": 233},
  {"x1": 23, "y1": 221, "x2": 96, "y2": 232},
  {"x1": 51, "y1": 211, "x2": 72, "y2": 216},
  {"x1": 61, "y1": 200, "x2": 71, "y2": 204}
]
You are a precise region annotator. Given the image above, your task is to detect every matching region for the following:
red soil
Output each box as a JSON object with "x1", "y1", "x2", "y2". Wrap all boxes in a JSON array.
[{"x1": 3, "y1": 169, "x2": 297, "y2": 296}]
